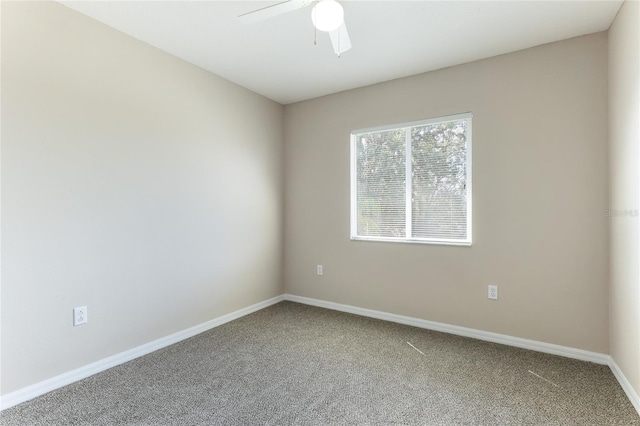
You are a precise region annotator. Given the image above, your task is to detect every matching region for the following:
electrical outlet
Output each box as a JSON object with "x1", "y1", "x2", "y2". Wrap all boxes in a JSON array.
[
  {"x1": 74, "y1": 306, "x2": 88, "y2": 326},
  {"x1": 317, "y1": 264, "x2": 323, "y2": 276},
  {"x1": 488, "y1": 285, "x2": 498, "y2": 300}
]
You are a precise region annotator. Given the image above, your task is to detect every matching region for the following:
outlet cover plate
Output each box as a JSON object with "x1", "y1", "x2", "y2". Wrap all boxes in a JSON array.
[{"x1": 74, "y1": 306, "x2": 88, "y2": 326}]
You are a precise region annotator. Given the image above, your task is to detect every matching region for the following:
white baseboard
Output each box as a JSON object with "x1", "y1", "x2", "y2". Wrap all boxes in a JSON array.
[
  {"x1": 285, "y1": 294, "x2": 640, "y2": 416},
  {"x1": 609, "y1": 357, "x2": 640, "y2": 416},
  {"x1": 4, "y1": 293, "x2": 639, "y2": 418},
  {"x1": 284, "y1": 294, "x2": 610, "y2": 364},
  {"x1": 0, "y1": 295, "x2": 285, "y2": 411}
]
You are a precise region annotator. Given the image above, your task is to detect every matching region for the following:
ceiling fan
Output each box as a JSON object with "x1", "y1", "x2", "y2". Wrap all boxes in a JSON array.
[{"x1": 239, "y1": 0, "x2": 352, "y2": 56}]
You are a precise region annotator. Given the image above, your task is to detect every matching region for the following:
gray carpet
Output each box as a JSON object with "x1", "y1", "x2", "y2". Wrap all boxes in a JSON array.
[{"x1": 1, "y1": 301, "x2": 638, "y2": 425}]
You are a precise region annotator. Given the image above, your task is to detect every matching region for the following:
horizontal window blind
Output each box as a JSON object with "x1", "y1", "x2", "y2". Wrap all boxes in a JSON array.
[{"x1": 351, "y1": 113, "x2": 472, "y2": 245}]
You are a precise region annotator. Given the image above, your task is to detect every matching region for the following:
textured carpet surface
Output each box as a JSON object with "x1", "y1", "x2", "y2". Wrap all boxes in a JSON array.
[{"x1": 1, "y1": 301, "x2": 638, "y2": 425}]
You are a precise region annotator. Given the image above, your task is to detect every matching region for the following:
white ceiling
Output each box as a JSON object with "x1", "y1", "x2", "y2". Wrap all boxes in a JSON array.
[{"x1": 59, "y1": 1, "x2": 623, "y2": 105}]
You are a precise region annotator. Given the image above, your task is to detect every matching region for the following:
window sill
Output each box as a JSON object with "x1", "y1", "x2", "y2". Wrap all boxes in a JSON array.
[{"x1": 350, "y1": 236, "x2": 472, "y2": 247}]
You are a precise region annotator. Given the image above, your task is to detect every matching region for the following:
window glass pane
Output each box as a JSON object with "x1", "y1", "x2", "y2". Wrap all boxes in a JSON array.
[
  {"x1": 411, "y1": 120, "x2": 468, "y2": 240},
  {"x1": 356, "y1": 129, "x2": 406, "y2": 238}
]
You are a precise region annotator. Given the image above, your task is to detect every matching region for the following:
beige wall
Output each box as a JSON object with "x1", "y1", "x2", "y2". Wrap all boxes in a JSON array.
[
  {"x1": 609, "y1": 0, "x2": 640, "y2": 400},
  {"x1": 284, "y1": 33, "x2": 609, "y2": 353},
  {"x1": 1, "y1": 1, "x2": 284, "y2": 395}
]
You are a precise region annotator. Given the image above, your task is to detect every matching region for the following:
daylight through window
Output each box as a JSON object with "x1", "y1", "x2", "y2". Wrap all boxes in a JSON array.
[{"x1": 350, "y1": 113, "x2": 472, "y2": 245}]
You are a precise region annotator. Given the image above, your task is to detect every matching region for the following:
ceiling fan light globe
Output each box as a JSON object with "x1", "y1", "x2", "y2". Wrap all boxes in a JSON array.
[{"x1": 312, "y1": 0, "x2": 344, "y2": 32}]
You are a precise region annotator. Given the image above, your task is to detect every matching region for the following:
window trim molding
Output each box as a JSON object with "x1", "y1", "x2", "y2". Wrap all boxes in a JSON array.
[{"x1": 350, "y1": 112, "x2": 473, "y2": 246}]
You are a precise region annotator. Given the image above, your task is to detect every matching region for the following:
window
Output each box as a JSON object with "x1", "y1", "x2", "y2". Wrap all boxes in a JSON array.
[{"x1": 351, "y1": 113, "x2": 472, "y2": 245}]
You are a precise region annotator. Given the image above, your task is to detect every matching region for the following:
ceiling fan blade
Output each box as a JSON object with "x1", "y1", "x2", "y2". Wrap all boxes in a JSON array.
[
  {"x1": 329, "y1": 22, "x2": 352, "y2": 55},
  {"x1": 239, "y1": 0, "x2": 311, "y2": 24}
]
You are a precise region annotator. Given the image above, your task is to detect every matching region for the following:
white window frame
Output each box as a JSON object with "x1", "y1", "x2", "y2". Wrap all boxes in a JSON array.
[{"x1": 350, "y1": 112, "x2": 472, "y2": 246}]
